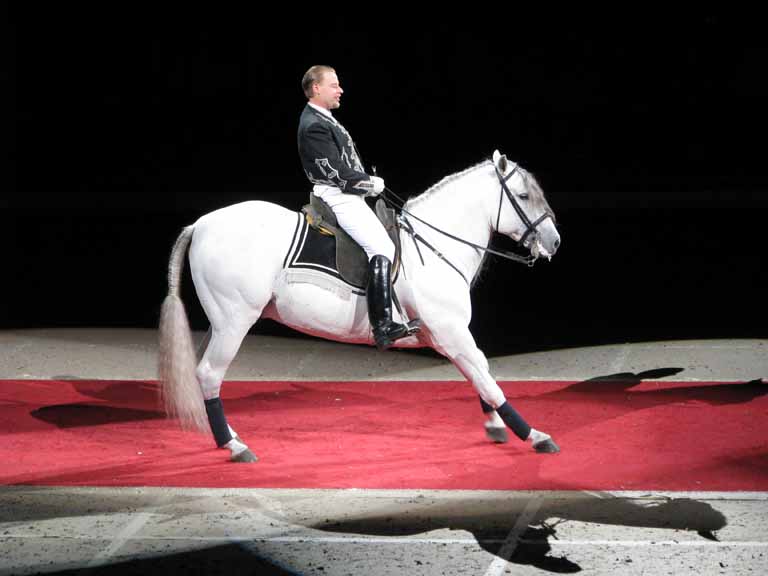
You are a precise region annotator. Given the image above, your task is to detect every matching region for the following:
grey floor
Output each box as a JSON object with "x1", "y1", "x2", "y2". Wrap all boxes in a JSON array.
[{"x1": 1, "y1": 329, "x2": 766, "y2": 575}]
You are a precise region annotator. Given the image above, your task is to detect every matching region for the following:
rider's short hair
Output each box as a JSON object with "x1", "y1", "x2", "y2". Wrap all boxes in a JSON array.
[{"x1": 302, "y1": 65, "x2": 336, "y2": 99}]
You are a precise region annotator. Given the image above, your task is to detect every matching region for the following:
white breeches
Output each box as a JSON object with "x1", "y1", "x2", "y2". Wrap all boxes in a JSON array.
[{"x1": 313, "y1": 185, "x2": 395, "y2": 262}]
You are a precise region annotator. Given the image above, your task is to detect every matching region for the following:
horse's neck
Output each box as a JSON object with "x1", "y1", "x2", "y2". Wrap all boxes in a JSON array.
[{"x1": 406, "y1": 164, "x2": 495, "y2": 280}]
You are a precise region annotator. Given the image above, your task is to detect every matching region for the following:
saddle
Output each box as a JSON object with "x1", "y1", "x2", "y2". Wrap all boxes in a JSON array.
[{"x1": 296, "y1": 195, "x2": 401, "y2": 290}]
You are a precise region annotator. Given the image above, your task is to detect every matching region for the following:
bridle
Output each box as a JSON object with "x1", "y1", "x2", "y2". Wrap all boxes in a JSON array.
[
  {"x1": 382, "y1": 161, "x2": 556, "y2": 281},
  {"x1": 493, "y1": 162, "x2": 555, "y2": 250}
]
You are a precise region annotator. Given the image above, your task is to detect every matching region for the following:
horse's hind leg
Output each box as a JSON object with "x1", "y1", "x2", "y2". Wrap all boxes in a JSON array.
[
  {"x1": 196, "y1": 327, "x2": 212, "y2": 361},
  {"x1": 197, "y1": 322, "x2": 258, "y2": 463}
]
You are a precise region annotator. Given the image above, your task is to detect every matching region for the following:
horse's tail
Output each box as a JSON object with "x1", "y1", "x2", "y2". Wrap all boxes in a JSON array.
[{"x1": 158, "y1": 225, "x2": 210, "y2": 434}]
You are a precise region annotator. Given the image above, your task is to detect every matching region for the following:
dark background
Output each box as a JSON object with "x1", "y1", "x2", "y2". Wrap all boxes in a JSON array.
[{"x1": 8, "y1": 10, "x2": 767, "y2": 353}]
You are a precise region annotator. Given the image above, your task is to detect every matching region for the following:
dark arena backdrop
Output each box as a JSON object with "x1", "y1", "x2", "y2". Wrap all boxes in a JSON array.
[{"x1": 7, "y1": 11, "x2": 767, "y2": 351}]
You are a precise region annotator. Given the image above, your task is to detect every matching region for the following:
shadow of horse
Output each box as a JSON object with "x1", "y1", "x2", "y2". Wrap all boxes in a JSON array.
[
  {"x1": 526, "y1": 369, "x2": 767, "y2": 435},
  {"x1": 28, "y1": 381, "x2": 164, "y2": 428},
  {"x1": 307, "y1": 491, "x2": 727, "y2": 573},
  {"x1": 1, "y1": 488, "x2": 728, "y2": 574},
  {"x1": 556, "y1": 369, "x2": 766, "y2": 407}
]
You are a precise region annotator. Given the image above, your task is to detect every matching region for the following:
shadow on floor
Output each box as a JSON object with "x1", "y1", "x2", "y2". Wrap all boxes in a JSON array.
[
  {"x1": 35, "y1": 543, "x2": 297, "y2": 576},
  {"x1": 309, "y1": 491, "x2": 727, "y2": 573}
]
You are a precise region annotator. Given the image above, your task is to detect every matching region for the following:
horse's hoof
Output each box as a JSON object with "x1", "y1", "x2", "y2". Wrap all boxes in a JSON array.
[
  {"x1": 231, "y1": 449, "x2": 259, "y2": 463},
  {"x1": 533, "y1": 438, "x2": 560, "y2": 454},
  {"x1": 485, "y1": 425, "x2": 509, "y2": 444}
]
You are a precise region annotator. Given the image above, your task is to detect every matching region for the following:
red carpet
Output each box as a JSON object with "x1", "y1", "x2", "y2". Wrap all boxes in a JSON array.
[{"x1": 1, "y1": 379, "x2": 766, "y2": 490}]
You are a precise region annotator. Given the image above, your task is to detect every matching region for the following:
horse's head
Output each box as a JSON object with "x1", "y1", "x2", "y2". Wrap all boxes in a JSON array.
[{"x1": 491, "y1": 150, "x2": 560, "y2": 260}]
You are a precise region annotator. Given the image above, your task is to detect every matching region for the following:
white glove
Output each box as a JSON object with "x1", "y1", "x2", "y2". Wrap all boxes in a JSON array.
[{"x1": 368, "y1": 176, "x2": 385, "y2": 197}]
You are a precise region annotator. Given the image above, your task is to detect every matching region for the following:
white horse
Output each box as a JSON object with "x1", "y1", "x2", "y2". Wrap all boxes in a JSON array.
[{"x1": 159, "y1": 151, "x2": 562, "y2": 462}]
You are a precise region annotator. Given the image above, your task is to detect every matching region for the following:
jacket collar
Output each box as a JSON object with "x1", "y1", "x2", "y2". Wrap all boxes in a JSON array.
[{"x1": 307, "y1": 102, "x2": 337, "y2": 123}]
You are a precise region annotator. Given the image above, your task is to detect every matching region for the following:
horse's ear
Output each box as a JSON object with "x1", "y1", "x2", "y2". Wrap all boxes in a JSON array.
[{"x1": 492, "y1": 150, "x2": 508, "y2": 173}]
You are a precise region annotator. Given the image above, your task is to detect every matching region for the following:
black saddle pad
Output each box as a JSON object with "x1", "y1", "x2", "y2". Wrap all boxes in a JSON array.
[{"x1": 284, "y1": 215, "x2": 368, "y2": 291}]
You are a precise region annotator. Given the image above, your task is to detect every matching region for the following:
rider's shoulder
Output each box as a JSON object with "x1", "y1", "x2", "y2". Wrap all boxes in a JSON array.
[{"x1": 300, "y1": 106, "x2": 335, "y2": 134}]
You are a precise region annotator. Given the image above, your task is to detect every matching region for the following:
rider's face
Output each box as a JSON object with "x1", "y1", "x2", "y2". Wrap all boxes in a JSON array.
[{"x1": 313, "y1": 72, "x2": 343, "y2": 110}]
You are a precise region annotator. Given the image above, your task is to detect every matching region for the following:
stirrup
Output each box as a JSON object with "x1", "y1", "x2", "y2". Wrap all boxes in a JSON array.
[
  {"x1": 373, "y1": 319, "x2": 421, "y2": 350},
  {"x1": 404, "y1": 318, "x2": 422, "y2": 334}
]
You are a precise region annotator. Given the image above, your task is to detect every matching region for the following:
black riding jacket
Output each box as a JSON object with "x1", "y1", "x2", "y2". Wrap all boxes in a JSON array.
[{"x1": 297, "y1": 104, "x2": 375, "y2": 195}]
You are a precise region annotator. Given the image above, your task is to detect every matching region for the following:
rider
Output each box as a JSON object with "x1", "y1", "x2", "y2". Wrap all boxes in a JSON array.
[{"x1": 297, "y1": 65, "x2": 419, "y2": 350}]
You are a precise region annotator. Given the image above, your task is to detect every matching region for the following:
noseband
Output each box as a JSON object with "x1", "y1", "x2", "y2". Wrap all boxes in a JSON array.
[{"x1": 494, "y1": 164, "x2": 554, "y2": 248}]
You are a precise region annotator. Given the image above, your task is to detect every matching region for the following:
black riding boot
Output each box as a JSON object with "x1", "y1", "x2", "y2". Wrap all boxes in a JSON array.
[{"x1": 367, "y1": 255, "x2": 420, "y2": 350}]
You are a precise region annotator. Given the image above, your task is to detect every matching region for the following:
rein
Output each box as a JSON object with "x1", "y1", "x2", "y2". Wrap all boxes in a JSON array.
[
  {"x1": 386, "y1": 186, "x2": 537, "y2": 267},
  {"x1": 381, "y1": 164, "x2": 552, "y2": 283}
]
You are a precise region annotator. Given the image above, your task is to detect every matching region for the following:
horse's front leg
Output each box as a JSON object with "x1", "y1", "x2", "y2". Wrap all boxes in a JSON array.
[
  {"x1": 435, "y1": 328, "x2": 559, "y2": 453},
  {"x1": 478, "y1": 396, "x2": 511, "y2": 443}
]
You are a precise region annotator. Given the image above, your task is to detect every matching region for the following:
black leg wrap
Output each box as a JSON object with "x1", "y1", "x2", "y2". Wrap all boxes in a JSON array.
[
  {"x1": 204, "y1": 397, "x2": 233, "y2": 447},
  {"x1": 479, "y1": 396, "x2": 495, "y2": 414},
  {"x1": 496, "y1": 401, "x2": 531, "y2": 441}
]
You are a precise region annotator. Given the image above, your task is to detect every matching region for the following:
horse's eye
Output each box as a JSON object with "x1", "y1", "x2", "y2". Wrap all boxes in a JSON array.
[{"x1": 519, "y1": 193, "x2": 529, "y2": 200}]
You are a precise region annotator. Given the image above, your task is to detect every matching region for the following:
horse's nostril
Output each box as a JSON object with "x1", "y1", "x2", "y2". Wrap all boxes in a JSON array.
[{"x1": 553, "y1": 239, "x2": 560, "y2": 251}]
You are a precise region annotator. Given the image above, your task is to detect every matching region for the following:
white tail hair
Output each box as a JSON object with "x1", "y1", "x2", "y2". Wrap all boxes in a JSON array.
[{"x1": 158, "y1": 226, "x2": 210, "y2": 433}]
